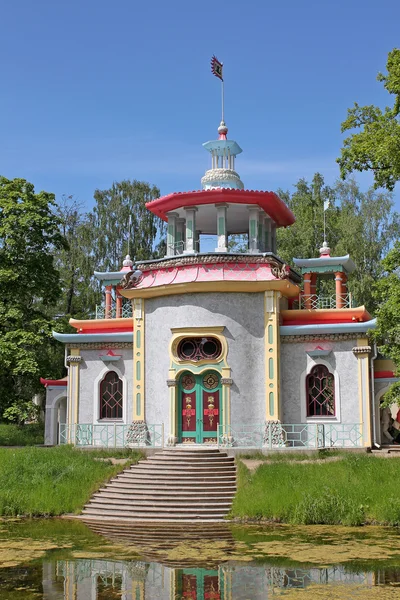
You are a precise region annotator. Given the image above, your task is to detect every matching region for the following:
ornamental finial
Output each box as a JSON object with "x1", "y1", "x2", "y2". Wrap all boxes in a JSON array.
[
  {"x1": 319, "y1": 241, "x2": 331, "y2": 257},
  {"x1": 218, "y1": 120, "x2": 228, "y2": 140},
  {"x1": 122, "y1": 254, "x2": 134, "y2": 270}
]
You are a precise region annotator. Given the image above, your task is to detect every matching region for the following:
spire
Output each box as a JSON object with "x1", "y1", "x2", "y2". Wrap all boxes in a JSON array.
[{"x1": 201, "y1": 121, "x2": 244, "y2": 190}]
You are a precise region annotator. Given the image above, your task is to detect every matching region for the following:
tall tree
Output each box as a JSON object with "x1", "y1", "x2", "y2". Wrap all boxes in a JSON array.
[
  {"x1": 89, "y1": 180, "x2": 166, "y2": 273},
  {"x1": 54, "y1": 196, "x2": 99, "y2": 319},
  {"x1": 338, "y1": 48, "x2": 400, "y2": 191},
  {"x1": 373, "y1": 243, "x2": 400, "y2": 405},
  {"x1": 0, "y1": 176, "x2": 65, "y2": 415}
]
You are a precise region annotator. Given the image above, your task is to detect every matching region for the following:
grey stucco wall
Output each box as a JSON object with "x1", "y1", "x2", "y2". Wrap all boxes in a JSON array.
[
  {"x1": 144, "y1": 292, "x2": 265, "y2": 431},
  {"x1": 79, "y1": 348, "x2": 133, "y2": 423},
  {"x1": 280, "y1": 339, "x2": 360, "y2": 423}
]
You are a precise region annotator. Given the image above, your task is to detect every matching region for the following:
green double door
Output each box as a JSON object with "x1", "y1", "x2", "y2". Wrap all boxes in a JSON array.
[{"x1": 178, "y1": 371, "x2": 221, "y2": 444}]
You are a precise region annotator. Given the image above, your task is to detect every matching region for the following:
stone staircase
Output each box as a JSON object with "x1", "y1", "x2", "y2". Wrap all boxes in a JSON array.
[{"x1": 81, "y1": 448, "x2": 236, "y2": 522}]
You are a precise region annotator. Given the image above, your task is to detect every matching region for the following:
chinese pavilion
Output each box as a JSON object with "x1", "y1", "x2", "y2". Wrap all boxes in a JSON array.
[{"x1": 42, "y1": 118, "x2": 396, "y2": 451}]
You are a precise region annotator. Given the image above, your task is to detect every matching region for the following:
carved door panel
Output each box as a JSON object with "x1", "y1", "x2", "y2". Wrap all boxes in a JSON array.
[
  {"x1": 200, "y1": 371, "x2": 220, "y2": 444},
  {"x1": 180, "y1": 373, "x2": 197, "y2": 444},
  {"x1": 179, "y1": 371, "x2": 221, "y2": 444}
]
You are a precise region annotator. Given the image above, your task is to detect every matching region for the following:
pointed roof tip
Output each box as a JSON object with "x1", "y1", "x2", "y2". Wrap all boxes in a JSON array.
[
  {"x1": 319, "y1": 240, "x2": 331, "y2": 257},
  {"x1": 218, "y1": 120, "x2": 228, "y2": 140}
]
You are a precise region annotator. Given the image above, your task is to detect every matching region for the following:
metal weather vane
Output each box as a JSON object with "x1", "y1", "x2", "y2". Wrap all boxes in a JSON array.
[{"x1": 211, "y1": 55, "x2": 225, "y2": 122}]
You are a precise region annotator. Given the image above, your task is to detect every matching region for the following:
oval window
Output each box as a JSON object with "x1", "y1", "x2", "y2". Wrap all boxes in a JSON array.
[{"x1": 177, "y1": 337, "x2": 222, "y2": 362}]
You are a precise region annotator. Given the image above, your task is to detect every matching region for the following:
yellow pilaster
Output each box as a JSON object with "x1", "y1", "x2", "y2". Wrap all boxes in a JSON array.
[
  {"x1": 221, "y1": 367, "x2": 232, "y2": 436},
  {"x1": 167, "y1": 369, "x2": 177, "y2": 445},
  {"x1": 66, "y1": 348, "x2": 81, "y2": 443},
  {"x1": 265, "y1": 290, "x2": 281, "y2": 421},
  {"x1": 133, "y1": 298, "x2": 145, "y2": 421},
  {"x1": 354, "y1": 338, "x2": 372, "y2": 447}
]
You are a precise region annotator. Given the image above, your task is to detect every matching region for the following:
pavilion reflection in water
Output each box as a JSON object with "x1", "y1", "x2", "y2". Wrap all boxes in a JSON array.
[{"x1": 41, "y1": 558, "x2": 383, "y2": 600}]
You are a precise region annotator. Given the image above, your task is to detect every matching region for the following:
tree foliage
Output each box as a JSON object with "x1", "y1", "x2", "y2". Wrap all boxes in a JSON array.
[
  {"x1": 373, "y1": 243, "x2": 400, "y2": 405},
  {"x1": 338, "y1": 48, "x2": 400, "y2": 191},
  {"x1": 277, "y1": 175, "x2": 400, "y2": 312},
  {"x1": 88, "y1": 179, "x2": 166, "y2": 272},
  {"x1": 0, "y1": 176, "x2": 65, "y2": 414}
]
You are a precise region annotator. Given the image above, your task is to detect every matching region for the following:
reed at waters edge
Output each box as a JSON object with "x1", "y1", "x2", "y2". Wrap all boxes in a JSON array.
[
  {"x1": 0, "y1": 445, "x2": 142, "y2": 517},
  {"x1": 232, "y1": 454, "x2": 400, "y2": 526}
]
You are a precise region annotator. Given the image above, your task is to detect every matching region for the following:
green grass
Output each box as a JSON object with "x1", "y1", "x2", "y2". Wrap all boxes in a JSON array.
[
  {"x1": 232, "y1": 454, "x2": 400, "y2": 526},
  {"x1": 0, "y1": 445, "x2": 142, "y2": 517},
  {"x1": 0, "y1": 423, "x2": 44, "y2": 446},
  {"x1": 239, "y1": 449, "x2": 343, "y2": 461}
]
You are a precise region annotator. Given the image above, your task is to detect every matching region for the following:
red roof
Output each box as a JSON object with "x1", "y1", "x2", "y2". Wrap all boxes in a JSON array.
[
  {"x1": 145, "y1": 188, "x2": 295, "y2": 227},
  {"x1": 40, "y1": 377, "x2": 68, "y2": 387}
]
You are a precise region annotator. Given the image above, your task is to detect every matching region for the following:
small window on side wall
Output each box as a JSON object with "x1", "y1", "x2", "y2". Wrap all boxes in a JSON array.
[
  {"x1": 306, "y1": 364, "x2": 335, "y2": 417},
  {"x1": 100, "y1": 371, "x2": 123, "y2": 419}
]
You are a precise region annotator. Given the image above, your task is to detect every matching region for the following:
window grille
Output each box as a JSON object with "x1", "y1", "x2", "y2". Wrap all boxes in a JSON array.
[
  {"x1": 100, "y1": 371, "x2": 123, "y2": 419},
  {"x1": 306, "y1": 364, "x2": 335, "y2": 417}
]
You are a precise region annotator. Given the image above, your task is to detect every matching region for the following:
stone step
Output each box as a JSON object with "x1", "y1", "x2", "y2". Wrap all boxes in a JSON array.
[
  {"x1": 88, "y1": 497, "x2": 233, "y2": 508},
  {"x1": 79, "y1": 515, "x2": 225, "y2": 523},
  {"x1": 82, "y1": 506, "x2": 229, "y2": 517},
  {"x1": 160, "y1": 449, "x2": 226, "y2": 455},
  {"x1": 109, "y1": 476, "x2": 236, "y2": 487},
  {"x1": 143, "y1": 457, "x2": 235, "y2": 466},
  {"x1": 127, "y1": 468, "x2": 236, "y2": 477},
  {"x1": 118, "y1": 469, "x2": 236, "y2": 478},
  {"x1": 104, "y1": 483, "x2": 237, "y2": 493},
  {"x1": 79, "y1": 448, "x2": 236, "y2": 523},
  {"x1": 96, "y1": 490, "x2": 236, "y2": 500}
]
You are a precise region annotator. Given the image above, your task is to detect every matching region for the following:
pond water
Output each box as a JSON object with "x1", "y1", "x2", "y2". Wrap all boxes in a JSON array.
[{"x1": 1, "y1": 518, "x2": 400, "y2": 599}]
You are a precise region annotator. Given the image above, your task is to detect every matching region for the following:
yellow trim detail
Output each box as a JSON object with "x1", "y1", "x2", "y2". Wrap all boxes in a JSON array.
[
  {"x1": 67, "y1": 348, "x2": 80, "y2": 443},
  {"x1": 170, "y1": 326, "x2": 227, "y2": 367},
  {"x1": 133, "y1": 298, "x2": 145, "y2": 421},
  {"x1": 356, "y1": 337, "x2": 371, "y2": 447},
  {"x1": 265, "y1": 290, "x2": 281, "y2": 421},
  {"x1": 121, "y1": 279, "x2": 299, "y2": 300}
]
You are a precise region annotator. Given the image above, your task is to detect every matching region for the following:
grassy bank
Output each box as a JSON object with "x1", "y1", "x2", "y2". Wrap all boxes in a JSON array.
[
  {"x1": 232, "y1": 453, "x2": 400, "y2": 526},
  {"x1": 0, "y1": 423, "x2": 44, "y2": 446},
  {"x1": 0, "y1": 445, "x2": 142, "y2": 517}
]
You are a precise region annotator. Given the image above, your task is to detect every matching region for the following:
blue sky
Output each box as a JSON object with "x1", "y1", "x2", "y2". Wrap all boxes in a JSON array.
[{"x1": 1, "y1": 0, "x2": 399, "y2": 210}]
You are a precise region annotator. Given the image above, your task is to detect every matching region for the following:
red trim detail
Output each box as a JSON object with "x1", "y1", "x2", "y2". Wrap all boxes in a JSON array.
[
  {"x1": 374, "y1": 371, "x2": 396, "y2": 379},
  {"x1": 79, "y1": 327, "x2": 133, "y2": 334},
  {"x1": 281, "y1": 307, "x2": 372, "y2": 326},
  {"x1": 40, "y1": 377, "x2": 68, "y2": 387},
  {"x1": 145, "y1": 189, "x2": 295, "y2": 227},
  {"x1": 69, "y1": 318, "x2": 134, "y2": 332}
]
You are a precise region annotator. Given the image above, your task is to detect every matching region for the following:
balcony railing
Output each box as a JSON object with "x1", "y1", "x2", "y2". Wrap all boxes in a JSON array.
[
  {"x1": 59, "y1": 423, "x2": 164, "y2": 448},
  {"x1": 218, "y1": 423, "x2": 363, "y2": 449},
  {"x1": 299, "y1": 293, "x2": 353, "y2": 310},
  {"x1": 95, "y1": 302, "x2": 132, "y2": 319}
]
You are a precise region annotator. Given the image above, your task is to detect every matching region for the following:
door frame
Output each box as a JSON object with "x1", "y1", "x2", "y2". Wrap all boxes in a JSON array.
[{"x1": 177, "y1": 370, "x2": 222, "y2": 444}]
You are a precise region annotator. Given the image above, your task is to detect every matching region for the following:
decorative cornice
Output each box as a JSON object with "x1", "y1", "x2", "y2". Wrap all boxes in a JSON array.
[
  {"x1": 281, "y1": 333, "x2": 370, "y2": 343},
  {"x1": 201, "y1": 168, "x2": 244, "y2": 190},
  {"x1": 221, "y1": 378, "x2": 233, "y2": 385},
  {"x1": 68, "y1": 343, "x2": 132, "y2": 350},
  {"x1": 66, "y1": 355, "x2": 82, "y2": 364},
  {"x1": 166, "y1": 379, "x2": 177, "y2": 387},
  {"x1": 352, "y1": 345, "x2": 372, "y2": 355}
]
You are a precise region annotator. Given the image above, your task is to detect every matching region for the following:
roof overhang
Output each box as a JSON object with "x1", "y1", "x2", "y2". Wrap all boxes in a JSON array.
[
  {"x1": 293, "y1": 255, "x2": 356, "y2": 274},
  {"x1": 280, "y1": 318, "x2": 376, "y2": 337},
  {"x1": 145, "y1": 189, "x2": 295, "y2": 227}
]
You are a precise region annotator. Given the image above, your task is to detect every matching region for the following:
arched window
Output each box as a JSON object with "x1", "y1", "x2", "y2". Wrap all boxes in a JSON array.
[
  {"x1": 306, "y1": 364, "x2": 335, "y2": 417},
  {"x1": 100, "y1": 371, "x2": 123, "y2": 419}
]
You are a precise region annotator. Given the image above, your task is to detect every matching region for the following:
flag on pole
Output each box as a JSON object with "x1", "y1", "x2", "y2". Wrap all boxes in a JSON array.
[
  {"x1": 324, "y1": 200, "x2": 331, "y2": 211},
  {"x1": 211, "y1": 55, "x2": 223, "y2": 81}
]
